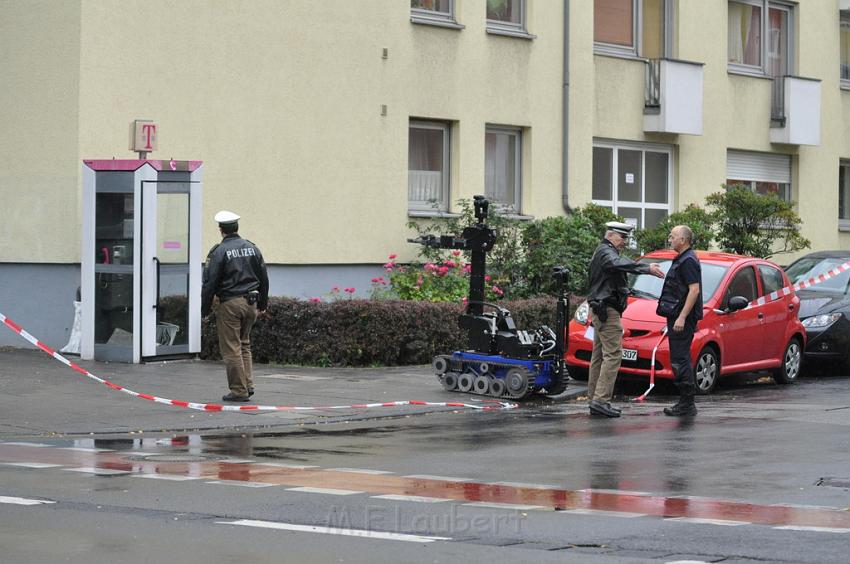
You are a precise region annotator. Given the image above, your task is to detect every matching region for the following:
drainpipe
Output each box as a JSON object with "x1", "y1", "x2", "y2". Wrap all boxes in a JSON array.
[{"x1": 562, "y1": 0, "x2": 572, "y2": 214}]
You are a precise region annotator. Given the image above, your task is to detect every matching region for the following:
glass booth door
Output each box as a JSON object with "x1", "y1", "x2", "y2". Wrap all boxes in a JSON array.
[{"x1": 141, "y1": 181, "x2": 201, "y2": 358}]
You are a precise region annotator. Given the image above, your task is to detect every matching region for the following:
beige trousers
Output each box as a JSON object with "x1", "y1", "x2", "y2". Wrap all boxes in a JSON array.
[
  {"x1": 216, "y1": 297, "x2": 258, "y2": 397},
  {"x1": 587, "y1": 307, "x2": 623, "y2": 403}
]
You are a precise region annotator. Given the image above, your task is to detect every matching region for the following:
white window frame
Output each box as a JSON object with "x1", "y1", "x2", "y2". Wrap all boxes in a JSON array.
[
  {"x1": 408, "y1": 120, "x2": 451, "y2": 214},
  {"x1": 727, "y1": 0, "x2": 795, "y2": 77},
  {"x1": 486, "y1": 0, "x2": 534, "y2": 39},
  {"x1": 485, "y1": 126, "x2": 523, "y2": 214},
  {"x1": 594, "y1": 0, "x2": 641, "y2": 58},
  {"x1": 411, "y1": 0, "x2": 464, "y2": 29},
  {"x1": 841, "y1": 11, "x2": 850, "y2": 89},
  {"x1": 591, "y1": 140, "x2": 674, "y2": 232},
  {"x1": 840, "y1": 160, "x2": 850, "y2": 231}
]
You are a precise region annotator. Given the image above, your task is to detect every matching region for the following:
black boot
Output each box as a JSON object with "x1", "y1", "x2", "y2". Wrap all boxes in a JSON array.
[
  {"x1": 663, "y1": 395, "x2": 697, "y2": 416},
  {"x1": 589, "y1": 400, "x2": 621, "y2": 418}
]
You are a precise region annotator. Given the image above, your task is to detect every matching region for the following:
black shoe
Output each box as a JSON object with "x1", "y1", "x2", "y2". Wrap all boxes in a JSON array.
[
  {"x1": 663, "y1": 402, "x2": 697, "y2": 416},
  {"x1": 607, "y1": 403, "x2": 622, "y2": 414},
  {"x1": 222, "y1": 393, "x2": 250, "y2": 402},
  {"x1": 248, "y1": 388, "x2": 255, "y2": 397},
  {"x1": 589, "y1": 400, "x2": 621, "y2": 418}
]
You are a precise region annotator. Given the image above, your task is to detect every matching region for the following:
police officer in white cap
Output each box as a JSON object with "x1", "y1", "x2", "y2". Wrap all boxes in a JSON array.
[
  {"x1": 585, "y1": 221, "x2": 663, "y2": 417},
  {"x1": 202, "y1": 211, "x2": 269, "y2": 402}
]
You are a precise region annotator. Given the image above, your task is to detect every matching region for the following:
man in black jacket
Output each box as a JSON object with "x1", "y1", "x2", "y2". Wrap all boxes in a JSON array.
[
  {"x1": 658, "y1": 225, "x2": 702, "y2": 416},
  {"x1": 587, "y1": 222, "x2": 663, "y2": 417},
  {"x1": 202, "y1": 211, "x2": 269, "y2": 402}
]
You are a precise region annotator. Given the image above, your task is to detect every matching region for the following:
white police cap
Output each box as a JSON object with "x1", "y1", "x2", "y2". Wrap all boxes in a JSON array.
[
  {"x1": 214, "y1": 210, "x2": 240, "y2": 224},
  {"x1": 605, "y1": 221, "x2": 635, "y2": 236}
]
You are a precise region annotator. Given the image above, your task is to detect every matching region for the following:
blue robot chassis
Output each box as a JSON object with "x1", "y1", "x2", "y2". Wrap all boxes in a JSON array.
[{"x1": 410, "y1": 196, "x2": 571, "y2": 401}]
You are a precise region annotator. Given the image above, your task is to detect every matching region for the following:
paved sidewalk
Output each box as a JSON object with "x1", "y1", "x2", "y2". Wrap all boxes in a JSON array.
[{"x1": 0, "y1": 349, "x2": 586, "y2": 438}]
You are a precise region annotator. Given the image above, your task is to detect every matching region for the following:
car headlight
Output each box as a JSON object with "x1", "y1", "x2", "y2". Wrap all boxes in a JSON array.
[
  {"x1": 575, "y1": 301, "x2": 590, "y2": 325},
  {"x1": 801, "y1": 312, "x2": 843, "y2": 328}
]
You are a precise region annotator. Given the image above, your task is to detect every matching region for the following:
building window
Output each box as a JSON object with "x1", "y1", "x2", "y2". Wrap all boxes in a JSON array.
[
  {"x1": 411, "y1": 0, "x2": 462, "y2": 28},
  {"x1": 485, "y1": 126, "x2": 522, "y2": 213},
  {"x1": 409, "y1": 121, "x2": 450, "y2": 213},
  {"x1": 486, "y1": 0, "x2": 529, "y2": 36},
  {"x1": 728, "y1": 1, "x2": 793, "y2": 77},
  {"x1": 840, "y1": 161, "x2": 850, "y2": 229},
  {"x1": 594, "y1": 0, "x2": 671, "y2": 59},
  {"x1": 726, "y1": 150, "x2": 791, "y2": 203},
  {"x1": 841, "y1": 11, "x2": 850, "y2": 88},
  {"x1": 591, "y1": 141, "x2": 672, "y2": 231}
]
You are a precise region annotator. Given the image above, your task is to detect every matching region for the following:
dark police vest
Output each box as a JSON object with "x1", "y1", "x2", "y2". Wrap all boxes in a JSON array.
[{"x1": 657, "y1": 248, "x2": 703, "y2": 325}]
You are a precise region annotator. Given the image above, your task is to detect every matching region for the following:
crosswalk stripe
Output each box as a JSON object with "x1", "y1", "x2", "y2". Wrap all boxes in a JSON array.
[
  {"x1": 218, "y1": 519, "x2": 451, "y2": 543},
  {"x1": 464, "y1": 502, "x2": 548, "y2": 511},
  {"x1": 132, "y1": 474, "x2": 199, "y2": 481},
  {"x1": 286, "y1": 486, "x2": 362, "y2": 496},
  {"x1": 665, "y1": 517, "x2": 749, "y2": 526},
  {"x1": 0, "y1": 495, "x2": 56, "y2": 506},
  {"x1": 561, "y1": 508, "x2": 646, "y2": 518},
  {"x1": 371, "y1": 494, "x2": 449, "y2": 503},
  {"x1": 63, "y1": 467, "x2": 132, "y2": 476},
  {"x1": 205, "y1": 480, "x2": 275, "y2": 488},
  {"x1": 773, "y1": 525, "x2": 850, "y2": 533},
  {"x1": 0, "y1": 462, "x2": 63, "y2": 469}
]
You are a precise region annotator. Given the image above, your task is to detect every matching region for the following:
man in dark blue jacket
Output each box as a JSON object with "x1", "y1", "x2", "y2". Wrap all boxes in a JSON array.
[
  {"x1": 658, "y1": 225, "x2": 702, "y2": 416},
  {"x1": 202, "y1": 211, "x2": 269, "y2": 402}
]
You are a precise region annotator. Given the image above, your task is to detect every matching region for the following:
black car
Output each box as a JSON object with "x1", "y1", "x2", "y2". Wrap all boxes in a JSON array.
[{"x1": 784, "y1": 251, "x2": 850, "y2": 371}]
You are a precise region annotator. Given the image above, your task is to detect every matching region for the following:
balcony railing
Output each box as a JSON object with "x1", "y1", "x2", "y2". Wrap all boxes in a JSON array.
[
  {"x1": 769, "y1": 75, "x2": 821, "y2": 146},
  {"x1": 643, "y1": 58, "x2": 704, "y2": 135}
]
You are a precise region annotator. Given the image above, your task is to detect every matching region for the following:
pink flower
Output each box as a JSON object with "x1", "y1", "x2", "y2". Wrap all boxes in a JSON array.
[
  {"x1": 492, "y1": 285, "x2": 504, "y2": 296},
  {"x1": 371, "y1": 277, "x2": 383, "y2": 283},
  {"x1": 463, "y1": 263, "x2": 472, "y2": 274},
  {"x1": 443, "y1": 260, "x2": 457, "y2": 268},
  {"x1": 331, "y1": 286, "x2": 340, "y2": 293},
  {"x1": 424, "y1": 263, "x2": 438, "y2": 272},
  {"x1": 344, "y1": 287, "x2": 356, "y2": 294},
  {"x1": 309, "y1": 297, "x2": 321, "y2": 303},
  {"x1": 416, "y1": 276, "x2": 424, "y2": 287},
  {"x1": 484, "y1": 275, "x2": 491, "y2": 282},
  {"x1": 452, "y1": 250, "x2": 461, "y2": 257},
  {"x1": 437, "y1": 266, "x2": 450, "y2": 277},
  {"x1": 383, "y1": 262, "x2": 396, "y2": 270},
  {"x1": 388, "y1": 253, "x2": 397, "y2": 260},
  {"x1": 462, "y1": 296, "x2": 468, "y2": 304}
]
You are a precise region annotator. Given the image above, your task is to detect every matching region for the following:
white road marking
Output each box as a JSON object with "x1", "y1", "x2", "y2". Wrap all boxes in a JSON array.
[
  {"x1": 664, "y1": 517, "x2": 748, "y2": 526},
  {"x1": 254, "y1": 462, "x2": 318, "y2": 469},
  {"x1": 0, "y1": 462, "x2": 63, "y2": 469},
  {"x1": 133, "y1": 474, "x2": 199, "y2": 481},
  {"x1": 327, "y1": 468, "x2": 394, "y2": 475},
  {"x1": 577, "y1": 489, "x2": 652, "y2": 496},
  {"x1": 59, "y1": 447, "x2": 114, "y2": 453},
  {"x1": 464, "y1": 502, "x2": 548, "y2": 511},
  {"x1": 205, "y1": 480, "x2": 275, "y2": 488},
  {"x1": 773, "y1": 525, "x2": 850, "y2": 533},
  {"x1": 403, "y1": 474, "x2": 472, "y2": 482},
  {"x1": 63, "y1": 467, "x2": 132, "y2": 476},
  {"x1": 561, "y1": 508, "x2": 646, "y2": 518},
  {"x1": 1, "y1": 442, "x2": 52, "y2": 448},
  {"x1": 219, "y1": 458, "x2": 255, "y2": 464},
  {"x1": 218, "y1": 519, "x2": 451, "y2": 543},
  {"x1": 491, "y1": 481, "x2": 560, "y2": 490},
  {"x1": 0, "y1": 495, "x2": 56, "y2": 506},
  {"x1": 371, "y1": 494, "x2": 449, "y2": 503},
  {"x1": 286, "y1": 486, "x2": 363, "y2": 496}
]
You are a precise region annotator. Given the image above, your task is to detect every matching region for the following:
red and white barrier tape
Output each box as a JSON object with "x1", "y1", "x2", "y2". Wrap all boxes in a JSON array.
[
  {"x1": 753, "y1": 259, "x2": 850, "y2": 307},
  {"x1": 0, "y1": 311, "x2": 517, "y2": 413}
]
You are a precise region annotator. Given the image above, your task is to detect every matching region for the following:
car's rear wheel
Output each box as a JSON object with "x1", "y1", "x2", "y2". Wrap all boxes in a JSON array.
[
  {"x1": 772, "y1": 337, "x2": 802, "y2": 384},
  {"x1": 695, "y1": 347, "x2": 719, "y2": 395},
  {"x1": 567, "y1": 365, "x2": 588, "y2": 381}
]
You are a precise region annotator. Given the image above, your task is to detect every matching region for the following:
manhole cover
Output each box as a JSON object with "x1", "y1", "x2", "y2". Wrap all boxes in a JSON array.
[{"x1": 125, "y1": 454, "x2": 224, "y2": 462}]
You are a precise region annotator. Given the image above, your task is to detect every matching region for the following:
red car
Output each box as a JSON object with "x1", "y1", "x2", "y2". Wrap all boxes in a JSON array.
[{"x1": 566, "y1": 250, "x2": 806, "y2": 393}]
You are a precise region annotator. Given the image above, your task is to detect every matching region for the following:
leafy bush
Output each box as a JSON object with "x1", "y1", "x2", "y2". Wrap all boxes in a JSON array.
[
  {"x1": 706, "y1": 185, "x2": 810, "y2": 259},
  {"x1": 201, "y1": 296, "x2": 574, "y2": 367},
  {"x1": 634, "y1": 204, "x2": 714, "y2": 252}
]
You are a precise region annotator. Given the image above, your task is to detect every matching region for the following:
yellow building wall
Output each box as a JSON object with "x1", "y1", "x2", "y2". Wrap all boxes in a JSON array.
[{"x1": 0, "y1": 0, "x2": 81, "y2": 263}]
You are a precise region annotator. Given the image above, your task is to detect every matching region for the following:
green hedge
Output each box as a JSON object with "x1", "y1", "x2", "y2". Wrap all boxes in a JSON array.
[{"x1": 201, "y1": 296, "x2": 583, "y2": 367}]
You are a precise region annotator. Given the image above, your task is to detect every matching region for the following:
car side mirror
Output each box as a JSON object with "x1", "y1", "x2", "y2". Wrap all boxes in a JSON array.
[{"x1": 727, "y1": 296, "x2": 749, "y2": 312}]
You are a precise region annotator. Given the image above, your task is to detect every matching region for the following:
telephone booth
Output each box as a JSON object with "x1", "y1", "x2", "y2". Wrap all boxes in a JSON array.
[{"x1": 81, "y1": 160, "x2": 203, "y2": 362}]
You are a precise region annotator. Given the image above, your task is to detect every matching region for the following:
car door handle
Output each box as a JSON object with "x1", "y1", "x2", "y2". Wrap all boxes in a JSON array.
[
  {"x1": 757, "y1": 312, "x2": 764, "y2": 319},
  {"x1": 788, "y1": 303, "x2": 795, "y2": 311}
]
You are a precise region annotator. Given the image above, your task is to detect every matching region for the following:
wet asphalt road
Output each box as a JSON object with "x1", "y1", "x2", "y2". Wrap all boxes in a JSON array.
[{"x1": 2, "y1": 369, "x2": 850, "y2": 563}]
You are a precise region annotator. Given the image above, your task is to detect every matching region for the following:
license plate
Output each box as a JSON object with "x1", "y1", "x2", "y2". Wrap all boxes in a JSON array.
[{"x1": 622, "y1": 349, "x2": 638, "y2": 361}]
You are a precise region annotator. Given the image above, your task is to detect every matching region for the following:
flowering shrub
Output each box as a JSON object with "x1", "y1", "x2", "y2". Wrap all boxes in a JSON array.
[{"x1": 372, "y1": 252, "x2": 504, "y2": 303}]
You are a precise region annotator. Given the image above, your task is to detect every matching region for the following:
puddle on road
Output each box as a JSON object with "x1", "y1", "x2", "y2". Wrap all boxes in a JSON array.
[{"x1": 2, "y1": 437, "x2": 850, "y2": 531}]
